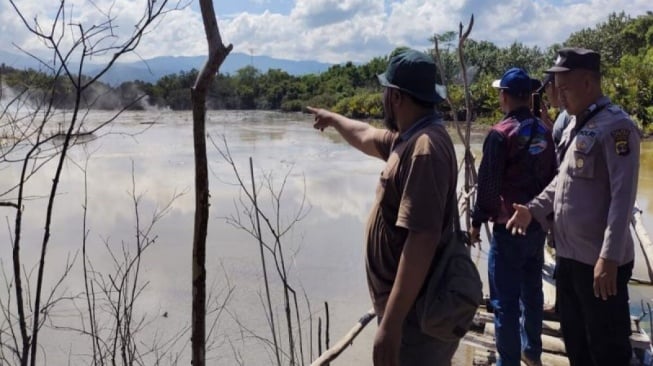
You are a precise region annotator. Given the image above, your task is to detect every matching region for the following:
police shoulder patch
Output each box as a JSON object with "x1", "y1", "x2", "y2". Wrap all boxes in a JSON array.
[{"x1": 610, "y1": 128, "x2": 631, "y2": 156}]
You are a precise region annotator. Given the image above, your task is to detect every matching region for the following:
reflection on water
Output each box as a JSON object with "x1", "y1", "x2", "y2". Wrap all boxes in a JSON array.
[{"x1": 1, "y1": 110, "x2": 652, "y2": 365}]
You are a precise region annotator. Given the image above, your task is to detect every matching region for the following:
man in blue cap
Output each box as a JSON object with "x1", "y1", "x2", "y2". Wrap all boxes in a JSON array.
[
  {"x1": 508, "y1": 47, "x2": 640, "y2": 366},
  {"x1": 307, "y1": 49, "x2": 459, "y2": 366},
  {"x1": 470, "y1": 67, "x2": 556, "y2": 366}
]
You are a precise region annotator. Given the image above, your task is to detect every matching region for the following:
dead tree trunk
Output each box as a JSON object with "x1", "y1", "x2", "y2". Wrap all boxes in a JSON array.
[
  {"x1": 191, "y1": 1, "x2": 232, "y2": 366},
  {"x1": 457, "y1": 16, "x2": 476, "y2": 231}
]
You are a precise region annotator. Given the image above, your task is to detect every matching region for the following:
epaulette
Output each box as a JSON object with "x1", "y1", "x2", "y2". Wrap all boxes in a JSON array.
[{"x1": 607, "y1": 105, "x2": 622, "y2": 114}]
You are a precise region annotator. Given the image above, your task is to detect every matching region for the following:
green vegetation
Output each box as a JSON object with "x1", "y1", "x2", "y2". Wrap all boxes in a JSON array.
[
  {"x1": 565, "y1": 12, "x2": 653, "y2": 127},
  {"x1": 1, "y1": 11, "x2": 651, "y2": 128}
]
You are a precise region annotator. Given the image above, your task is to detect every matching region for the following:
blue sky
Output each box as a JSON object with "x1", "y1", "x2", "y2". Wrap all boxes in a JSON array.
[{"x1": 1, "y1": 0, "x2": 650, "y2": 65}]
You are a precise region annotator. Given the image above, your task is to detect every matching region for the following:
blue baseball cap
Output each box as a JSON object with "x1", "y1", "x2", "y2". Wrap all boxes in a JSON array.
[
  {"x1": 377, "y1": 49, "x2": 446, "y2": 104},
  {"x1": 491, "y1": 67, "x2": 532, "y2": 97}
]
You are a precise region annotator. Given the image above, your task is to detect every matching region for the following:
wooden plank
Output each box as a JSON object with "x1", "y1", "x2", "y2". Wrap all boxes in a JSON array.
[
  {"x1": 539, "y1": 352, "x2": 570, "y2": 366},
  {"x1": 475, "y1": 310, "x2": 562, "y2": 338},
  {"x1": 631, "y1": 331, "x2": 652, "y2": 351},
  {"x1": 542, "y1": 320, "x2": 562, "y2": 338},
  {"x1": 463, "y1": 331, "x2": 497, "y2": 351},
  {"x1": 466, "y1": 329, "x2": 569, "y2": 366},
  {"x1": 473, "y1": 349, "x2": 495, "y2": 366},
  {"x1": 543, "y1": 246, "x2": 557, "y2": 307},
  {"x1": 485, "y1": 323, "x2": 566, "y2": 355}
]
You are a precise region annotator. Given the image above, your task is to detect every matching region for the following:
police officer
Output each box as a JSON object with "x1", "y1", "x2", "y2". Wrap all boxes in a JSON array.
[
  {"x1": 539, "y1": 73, "x2": 572, "y2": 152},
  {"x1": 507, "y1": 48, "x2": 640, "y2": 366}
]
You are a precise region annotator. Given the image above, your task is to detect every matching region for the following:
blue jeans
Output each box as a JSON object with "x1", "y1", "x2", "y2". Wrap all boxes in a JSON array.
[{"x1": 489, "y1": 223, "x2": 545, "y2": 366}]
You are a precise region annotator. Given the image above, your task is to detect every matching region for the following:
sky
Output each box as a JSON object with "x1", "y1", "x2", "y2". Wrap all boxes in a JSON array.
[{"x1": 0, "y1": 0, "x2": 650, "y2": 65}]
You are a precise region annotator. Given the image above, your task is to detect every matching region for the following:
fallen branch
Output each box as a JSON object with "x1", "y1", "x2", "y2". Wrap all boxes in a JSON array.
[{"x1": 310, "y1": 309, "x2": 376, "y2": 366}]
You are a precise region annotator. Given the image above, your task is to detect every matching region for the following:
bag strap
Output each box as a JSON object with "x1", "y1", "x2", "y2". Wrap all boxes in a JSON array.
[
  {"x1": 558, "y1": 103, "x2": 608, "y2": 163},
  {"x1": 437, "y1": 194, "x2": 463, "y2": 253},
  {"x1": 446, "y1": 193, "x2": 473, "y2": 251},
  {"x1": 452, "y1": 196, "x2": 461, "y2": 233},
  {"x1": 418, "y1": 193, "x2": 469, "y2": 297}
]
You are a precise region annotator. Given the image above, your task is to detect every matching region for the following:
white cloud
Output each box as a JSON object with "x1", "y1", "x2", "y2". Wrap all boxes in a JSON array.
[
  {"x1": 291, "y1": 0, "x2": 382, "y2": 27},
  {"x1": 0, "y1": 1, "x2": 52, "y2": 53},
  {"x1": 216, "y1": 0, "x2": 389, "y2": 63},
  {"x1": 1, "y1": 0, "x2": 651, "y2": 65}
]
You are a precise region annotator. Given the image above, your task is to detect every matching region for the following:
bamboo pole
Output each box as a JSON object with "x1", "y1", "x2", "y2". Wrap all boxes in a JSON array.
[
  {"x1": 310, "y1": 309, "x2": 376, "y2": 366},
  {"x1": 457, "y1": 15, "x2": 476, "y2": 231},
  {"x1": 631, "y1": 204, "x2": 653, "y2": 283},
  {"x1": 543, "y1": 247, "x2": 557, "y2": 309},
  {"x1": 484, "y1": 323, "x2": 566, "y2": 355}
]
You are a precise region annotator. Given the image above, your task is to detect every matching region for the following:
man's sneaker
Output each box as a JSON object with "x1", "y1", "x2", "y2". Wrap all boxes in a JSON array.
[{"x1": 521, "y1": 353, "x2": 543, "y2": 366}]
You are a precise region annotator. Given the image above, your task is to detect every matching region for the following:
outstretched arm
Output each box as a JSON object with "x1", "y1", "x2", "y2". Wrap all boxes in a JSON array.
[{"x1": 307, "y1": 106, "x2": 387, "y2": 160}]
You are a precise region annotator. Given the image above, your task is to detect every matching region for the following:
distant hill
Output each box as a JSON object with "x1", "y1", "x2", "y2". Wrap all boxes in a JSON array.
[{"x1": 0, "y1": 50, "x2": 333, "y2": 85}]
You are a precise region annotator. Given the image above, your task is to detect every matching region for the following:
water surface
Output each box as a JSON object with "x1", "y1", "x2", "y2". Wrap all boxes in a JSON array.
[{"x1": 1, "y1": 110, "x2": 652, "y2": 365}]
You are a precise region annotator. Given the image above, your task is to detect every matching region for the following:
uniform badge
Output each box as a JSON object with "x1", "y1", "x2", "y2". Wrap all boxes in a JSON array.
[
  {"x1": 576, "y1": 158, "x2": 584, "y2": 169},
  {"x1": 611, "y1": 129, "x2": 630, "y2": 156},
  {"x1": 575, "y1": 135, "x2": 595, "y2": 153},
  {"x1": 587, "y1": 122, "x2": 597, "y2": 129}
]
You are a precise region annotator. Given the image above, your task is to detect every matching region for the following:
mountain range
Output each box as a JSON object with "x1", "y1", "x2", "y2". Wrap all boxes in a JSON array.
[{"x1": 0, "y1": 50, "x2": 333, "y2": 85}]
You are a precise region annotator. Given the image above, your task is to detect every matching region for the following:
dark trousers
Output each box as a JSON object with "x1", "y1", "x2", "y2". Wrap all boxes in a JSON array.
[{"x1": 556, "y1": 257, "x2": 633, "y2": 366}]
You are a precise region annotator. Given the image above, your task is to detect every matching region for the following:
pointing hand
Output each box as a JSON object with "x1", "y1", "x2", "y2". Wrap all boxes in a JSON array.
[{"x1": 306, "y1": 106, "x2": 333, "y2": 131}]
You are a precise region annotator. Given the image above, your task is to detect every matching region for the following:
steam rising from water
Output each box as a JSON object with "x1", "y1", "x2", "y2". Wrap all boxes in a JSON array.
[{"x1": 0, "y1": 77, "x2": 164, "y2": 115}]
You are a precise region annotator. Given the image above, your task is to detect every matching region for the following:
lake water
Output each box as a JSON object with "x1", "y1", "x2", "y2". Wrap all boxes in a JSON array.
[{"x1": 1, "y1": 110, "x2": 652, "y2": 365}]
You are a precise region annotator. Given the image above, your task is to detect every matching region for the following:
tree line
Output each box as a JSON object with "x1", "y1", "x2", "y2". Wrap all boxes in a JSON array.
[{"x1": 1, "y1": 11, "x2": 651, "y2": 127}]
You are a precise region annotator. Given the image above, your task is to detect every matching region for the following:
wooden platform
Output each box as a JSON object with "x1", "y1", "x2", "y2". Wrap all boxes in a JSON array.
[
  {"x1": 461, "y1": 245, "x2": 653, "y2": 366},
  {"x1": 312, "y1": 205, "x2": 653, "y2": 365}
]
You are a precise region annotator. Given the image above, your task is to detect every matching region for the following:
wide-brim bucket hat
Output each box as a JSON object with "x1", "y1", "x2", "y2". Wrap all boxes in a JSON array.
[{"x1": 377, "y1": 49, "x2": 446, "y2": 104}]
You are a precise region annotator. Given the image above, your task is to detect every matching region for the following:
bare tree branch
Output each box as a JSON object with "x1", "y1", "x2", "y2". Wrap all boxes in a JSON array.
[
  {"x1": 3, "y1": 1, "x2": 183, "y2": 365},
  {"x1": 190, "y1": 2, "x2": 232, "y2": 366}
]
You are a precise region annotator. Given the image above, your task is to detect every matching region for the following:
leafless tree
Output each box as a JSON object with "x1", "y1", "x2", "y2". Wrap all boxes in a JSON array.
[
  {"x1": 0, "y1": 1, "x2": 184, "y2": 365},
  {"x1": 431, "y1": 16, "x2": 487, "y2": 242},
  {"x1": 189, "y1": 1, "x2": 232, "y2": 366},
  {"x1": 212, "y1": 135, "x2": 322, "y2": 366},
  {"x1": 56, "y1": 159, "x2": 192, "y2": 366}
]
